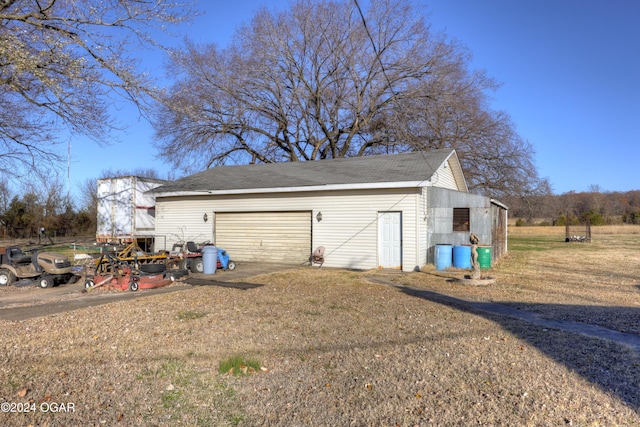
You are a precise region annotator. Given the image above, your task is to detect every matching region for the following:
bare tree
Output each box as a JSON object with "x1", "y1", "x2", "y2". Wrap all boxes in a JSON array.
[
  {"x1": 153, "y1": 0, "x2": 542, "y2": 197},
  {"x1": 0, "y1": 0, "x2": 195, "y2": 178},
  {"x1": 155, "y1": 0, "x2": 457, "y2": 167},
  {"x1": 98, "y1": 168, "x2": 162, "y2": 180},
  {"x1": 78, "y1": 167, "x2": 162, "y2": 212},
  {"x1": 0, "y1": 177, "x2": 13, "y2": 213},
  {"x1": 18, "y1": 172, "x2": 67, "y2": 234},
  {"x1": 78, "y1": 177, "x2": 97, "y2": 214},
  {"x1": 391, "y1": 64, "x2": 545, "y2": 198},
  {"x1": 504, "y1": 177, "x2": 553, "y2": 224}
]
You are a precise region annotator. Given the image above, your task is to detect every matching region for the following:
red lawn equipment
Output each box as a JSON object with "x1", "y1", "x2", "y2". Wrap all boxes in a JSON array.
[
  {"x1": 84, "y1": 253, "x2": 173, "y2": 291},
  {"x1": 168, "y1": 241, "x2": 236, "y2": 273}
]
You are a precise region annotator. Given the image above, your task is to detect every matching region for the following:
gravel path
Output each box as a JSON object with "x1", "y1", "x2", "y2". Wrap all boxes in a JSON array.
[{"x1": 368, "y1": 275, "x2": 640, "y2": 353}]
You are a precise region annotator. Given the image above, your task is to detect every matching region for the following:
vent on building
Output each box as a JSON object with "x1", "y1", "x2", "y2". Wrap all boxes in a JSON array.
[{"x1": 453, "y1": 208, "x2": 470, "y2": 231}]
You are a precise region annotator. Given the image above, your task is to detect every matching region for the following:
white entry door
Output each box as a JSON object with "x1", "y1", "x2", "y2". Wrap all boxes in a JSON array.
[{"x1": 378, "y1": 212, "x2": 402, "y2": 269}]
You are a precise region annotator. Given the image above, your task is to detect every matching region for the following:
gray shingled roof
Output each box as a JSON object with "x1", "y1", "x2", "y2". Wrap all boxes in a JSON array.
[{"x1": 152, "y1": 149, "x2": 454, "y2": 193}]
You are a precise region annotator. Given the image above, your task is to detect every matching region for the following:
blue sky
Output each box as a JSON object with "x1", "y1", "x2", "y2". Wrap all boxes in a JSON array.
[{"x1": 67, "y1": 0, "x2": 639, "y2": 197}]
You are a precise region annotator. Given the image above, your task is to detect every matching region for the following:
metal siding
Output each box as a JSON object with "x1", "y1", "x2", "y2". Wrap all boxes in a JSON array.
[
  {"x1": 491, "y1": 203, "x2": 508, "y2": 261},
  {"x1": 425, "y1": 187, "x2": 492, "y2": 263},
  {"x1": 96, "y1": 177, "x2": 165, "y2": 241},
  {"x1": 215, "y1": 212, "x2": 311, "y2": 264},
  {"x1": 116, "y1": 177, "x2": 134, "y2": 235},
  {"x1": 96, "y1": 179, "x2": 114, "y2": 238},
  {"x1": 96, "y1": 177, "x2": 133, "y2": 240},
  {"x1": 134, "y1": 178, "x2": 161, "y2": 234}
]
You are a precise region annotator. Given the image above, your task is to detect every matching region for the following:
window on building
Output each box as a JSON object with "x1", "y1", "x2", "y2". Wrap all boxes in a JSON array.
[{"x1": 453, "y1": 208, "x2": 470, "y2": 231}]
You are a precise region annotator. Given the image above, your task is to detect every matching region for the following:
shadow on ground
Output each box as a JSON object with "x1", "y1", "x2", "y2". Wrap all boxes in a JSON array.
[
  {"x1": 394, "y1": 285, "x2": 640, "y2": 412},
  {"x1": 486, "y1": 301, "x2": 640, "y2": 336},
  {"x1": 187, "y1": 279, "x2": 262, "y2": 290}
]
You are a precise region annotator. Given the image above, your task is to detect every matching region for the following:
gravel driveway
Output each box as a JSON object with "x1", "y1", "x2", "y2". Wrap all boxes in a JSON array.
[{"x1": 0, "y1": 262, "x2": 298, "y2": 321}]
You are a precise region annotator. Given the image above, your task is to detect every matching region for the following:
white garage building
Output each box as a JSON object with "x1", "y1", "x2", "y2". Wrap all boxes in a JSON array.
[{"x1": 150, "y1": 149, "x2": 506, "y2": 272}]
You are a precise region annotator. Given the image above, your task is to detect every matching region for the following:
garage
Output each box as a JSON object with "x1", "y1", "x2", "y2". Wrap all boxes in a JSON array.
[
  {"x1": 152, "y1": 149, "x2": 504, "y2": 271},
  {"x1": 214, "y1": 211, "x2": 312, "y2": 264}
]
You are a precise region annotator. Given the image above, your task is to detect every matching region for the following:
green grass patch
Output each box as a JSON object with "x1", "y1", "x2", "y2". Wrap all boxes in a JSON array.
[
  {"x1": 161, "y1": 388, "x2": 184, "y2": 409},
  {"x1": 508, "y1": 234, "x2": 624, "y2": 255},
  {"x1": 176, "y1": 310, "x2": 207, "y2": 321},
  {"x1": 508, "y1": 236, "x2": 568, "y2": 252},
  {"x1": 136, "y1": 357, "x2": 248, "y2": 425},
  {"x1": 219, "y1": 355, "x2": 262, "y2": 376}
]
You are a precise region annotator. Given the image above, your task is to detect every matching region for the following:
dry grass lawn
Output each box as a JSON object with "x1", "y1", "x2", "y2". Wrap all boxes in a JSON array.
[{"x1": 1, "y1": 226, "x2": 640, "y2": 426}]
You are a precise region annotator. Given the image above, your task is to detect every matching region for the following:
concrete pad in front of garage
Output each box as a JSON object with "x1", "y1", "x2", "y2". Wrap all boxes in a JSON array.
[
  {"x1": 184, "y1": 262, "x2": 302, "y2": 288},
  {"x1": 0, "y1": 263, "x2": 301, "y2": 321}
]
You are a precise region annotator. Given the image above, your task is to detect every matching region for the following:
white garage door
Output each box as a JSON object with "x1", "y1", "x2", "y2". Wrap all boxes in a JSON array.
[{"x1": 215, "y1": 211, "x2": 312, "y2": 264}]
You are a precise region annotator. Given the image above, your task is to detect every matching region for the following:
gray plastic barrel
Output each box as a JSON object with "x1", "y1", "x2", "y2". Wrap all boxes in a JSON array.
[{"x1": 202, "y1": 245, "x2": 218, "y2": 275}]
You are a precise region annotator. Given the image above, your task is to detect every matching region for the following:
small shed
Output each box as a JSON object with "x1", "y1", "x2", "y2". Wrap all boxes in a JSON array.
[{"x1": 150, "y1": 149, "x2": 507, "y2": 271}]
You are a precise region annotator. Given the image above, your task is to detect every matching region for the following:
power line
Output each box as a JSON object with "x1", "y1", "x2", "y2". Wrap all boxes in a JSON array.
[{"x1": 352, "y1": 0, "x2": 441, "y2": 178}]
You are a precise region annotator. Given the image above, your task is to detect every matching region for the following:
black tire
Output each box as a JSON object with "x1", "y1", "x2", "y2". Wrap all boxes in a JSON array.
[
  {"x1": 39, "y1": 275, "x2": 53, "y2": 288},
  {"x1": 84, "y1": 279, "x2": 95, "y2": 289},
  {"x1": 227, "y1": 260, "x2": 236, "y2": 271},
  {"x1": 139, "y1": 263, "x2": 166, "y2": 274},
  {"x1": 168, "y1": 269, "x2": 188, "y2": 280},
  {"x1": 190, "y1": 257, "x2": 203, "y2": 273},
  {"x1": 179, "y1": 258, "x2": 190, "y2": 270},
  {"x1": 129, "y1": 280, "x2": 139, "y2": 291},
  {"x1": 0, "y1": 269, "x2": 15, "y2": 286}
]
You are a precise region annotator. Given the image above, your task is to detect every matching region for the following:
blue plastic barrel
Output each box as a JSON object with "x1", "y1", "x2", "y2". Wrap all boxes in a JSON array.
[
  {"x1": 453, "y1": 245, "x2": 472, "y2": 269},
  {"x1": 202, "y1": 245, "x2": 218, "y2": 275},
  {"x1": 435, "y1": 244, "x2": 453, "y2": 271},
  {"x1": 218, "y1": 249, "x2": 229, "y2": 270}
]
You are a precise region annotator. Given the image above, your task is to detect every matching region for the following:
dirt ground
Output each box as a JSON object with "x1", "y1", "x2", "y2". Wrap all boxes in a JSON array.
[
  {"x1": 0, "y1": 262, "x2": 294, "y2": 321},
  {"x1": 0, "y1": 232, "x2": 639, "y2": 426}
]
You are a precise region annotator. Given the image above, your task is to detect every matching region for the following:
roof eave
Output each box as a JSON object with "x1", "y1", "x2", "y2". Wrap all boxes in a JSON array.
[
  {"x1": 490, "y1": 198, "x2": 509, "y2": 210},
  {"x1": 444, "y1": 150, "x2": 469, "y2": 192},
  {"x1": 153, "y1": 180, "x2": 434, "y2": 198}
]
